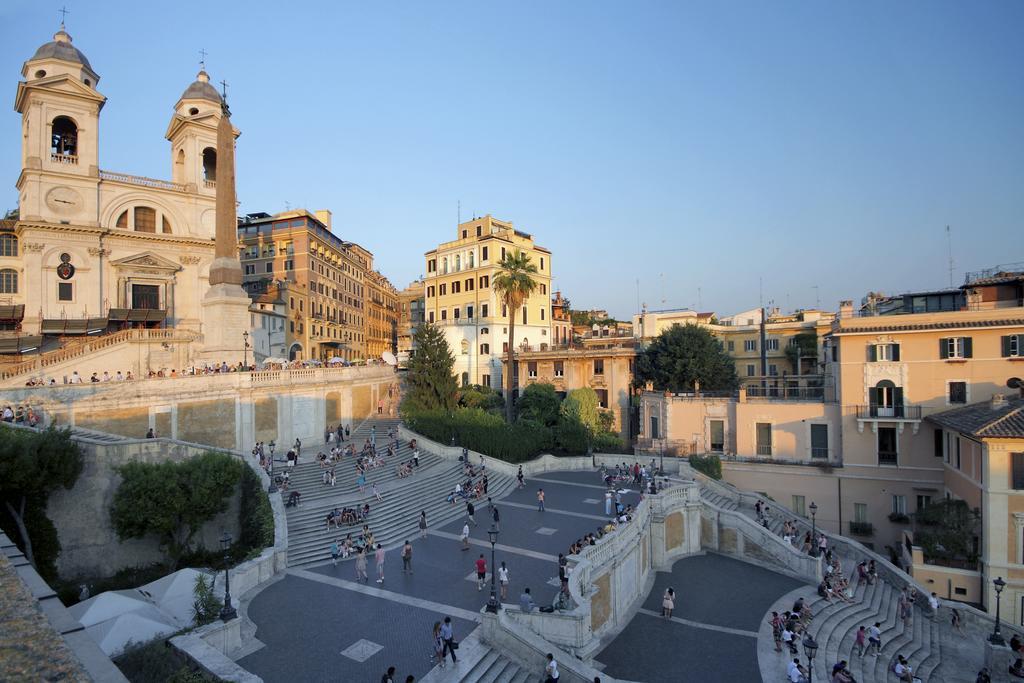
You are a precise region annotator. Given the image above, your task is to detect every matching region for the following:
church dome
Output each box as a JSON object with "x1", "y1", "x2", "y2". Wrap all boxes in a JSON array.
[
  {"x1": 179, "y1": 70, "x2": 222, "y2": 104},
  {"x1": 30, "y1": 28, "x2": 93, "y2": 70}
]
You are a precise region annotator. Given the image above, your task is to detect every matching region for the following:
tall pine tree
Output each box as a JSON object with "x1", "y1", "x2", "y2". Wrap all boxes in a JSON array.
[{"x1": 402, "y1": 322, "x2": 458, "y2": 413}]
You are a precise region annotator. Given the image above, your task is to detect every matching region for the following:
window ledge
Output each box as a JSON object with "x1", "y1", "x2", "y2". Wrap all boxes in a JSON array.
[
  {"x1": 1008, "y1": 356, "x2": 1024, "y2": 361},
  {"x1": 944, "y1": 358, "x2": 968, "y2": 363}
]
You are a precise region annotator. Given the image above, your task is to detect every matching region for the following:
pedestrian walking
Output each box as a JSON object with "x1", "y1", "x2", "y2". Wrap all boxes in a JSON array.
[
  {"x1": 605, "y1": 489, "x2": 612, "y2": 516},
  {"x1": 356, "y1": 547, "x2": 369, "y2": 582},
  {"x1": 517, "y1": 466, "x2": 525, "y2": 488},
  {"x1": 467, "y1": 501, "x2": 476, "y2": 526},
  {"x1": 475, "y1": 554, "x2": 487, "y2": 591},
  {"x1": 381, "y1": 666, "x2": 395, "y2": 683},
  {"x1": 854, "y1": 625, "x2": 866, "y2": 656},
  {"x1": 375, "y1": 543, "x2": 386, "y2": 583},
  {"x1": 483, "y1": 475, "x2": 489, "y2": 494},
  {"x1": 662, "y1": 587, "x2": 675, "y2": 618},
  {"x1": 402, "y1": 540, "x2": 413, "y2": 574},
  {"x1": 461, "y1": 521, "x2": 470, "y2": 550},
  {"x1": 770, "y1": 611, "x2": 783, "y2": 652},
  {"x1": 330, "y1": 539, "x2": 340, "y2": 566},
  {"x1": 492, "y1": 506, "x2": 500, "y2": 531},
  {"x1": 866, "y1": 622, "x2": 881, "y2": 656},
  {"x1": 498, "y1": 561, "x2": 509, "y2": 601},
  {"x1": 544, "y1": 653, "x2": 560, "y2": 683},
  {"x1": 537, "y1": 488, "x2": 545, "y2": 511},
  {"x1": 440, "y1": 616, "x2": 457, "y2": 664},
  {"x1": 419, "y1": 510, "x2": 428, "y2": 539},
  {"x1": 432, "y1": 621, "x2": 445, "y2": 669},
  {"x1": 373, "y1": 482, "x2": 383, "y2": 502}
]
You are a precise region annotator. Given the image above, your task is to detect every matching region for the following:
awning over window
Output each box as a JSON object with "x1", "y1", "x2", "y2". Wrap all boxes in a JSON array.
[
  {"x1": 40, "y1": 318, "x2": 108, "y2": 335},
  {"x1": 108, "y1": 308, "x2": 166, "y2": 323},
  {"x1": 0, "y1": 335, "x2": 42, "y2": 354},
  {"x1": 0, "y1": 305, "x2": 24, "y2": 321}
]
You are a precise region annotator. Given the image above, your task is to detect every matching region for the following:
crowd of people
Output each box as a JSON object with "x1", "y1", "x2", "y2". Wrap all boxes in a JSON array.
[{"x1": 1, "y1": 403, "x2": 40, "y2": 427}]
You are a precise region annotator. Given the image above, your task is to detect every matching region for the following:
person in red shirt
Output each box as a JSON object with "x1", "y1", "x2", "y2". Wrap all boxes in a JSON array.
[{"x1": 475, "y1": 554, "x2": 487, "y2": 591}]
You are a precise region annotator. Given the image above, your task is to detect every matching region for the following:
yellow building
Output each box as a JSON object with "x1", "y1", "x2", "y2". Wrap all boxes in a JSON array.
[
  {"x1": 424, "y1": 215, "x2": 553, "y2": 388},
  {"x1": 639, "y1": 269, "x2": 1024, "y2": 586},
  {"x1": 365, "y1": 268, "x2": 398, "y2": 360},
  {"x1": 397, "y1": 280, "x2": 425, "y2": 355},
  {"x1": 238, "y1": 209, "x2": 369, "y2": 362}
]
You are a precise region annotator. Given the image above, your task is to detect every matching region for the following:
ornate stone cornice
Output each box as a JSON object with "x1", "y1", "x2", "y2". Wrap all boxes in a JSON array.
[{"x1": 179, "y1": 255, "x2": 202, "y2": 265}]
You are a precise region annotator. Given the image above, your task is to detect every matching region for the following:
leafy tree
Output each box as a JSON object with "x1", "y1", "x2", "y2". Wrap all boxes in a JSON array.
[
  {"x1": 0, "y1": 426, "x2": 82, "y2": 577},
  {"x1": 516, "y1": 383, "x2": 562, "y2": 427},
  {"x1": 635, "y1": 323, "x2": 738, "y2": 392},
  {"x1": 458, "y1": 384, "x2": 504, "y2": 414},
  {"x1": 402, "y1": 322, "x2": 457, "y2": 413},
  {"x1": 784, "y1": 331, "x2": 818, "y2": 374},
  {"x1": 110, "y1": 452, "x2": 242, "y2": 569},
  {"x1": 560, "y1": 387, "x2": 601, "y2": 433},
  {"x1": 492, "y1": 250, "x2": 539, "y2": 422},
  {"x1": 914, "y1": 499, "x2": 980, "y2": 563}
]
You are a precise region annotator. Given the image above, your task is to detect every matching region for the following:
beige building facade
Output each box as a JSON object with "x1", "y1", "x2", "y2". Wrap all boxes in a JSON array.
[
  {"x1": 424, "y1": 215, "x2": 553, "y2": 388},
  {"x1": 2, "y1": 26, "x2": 250, "y2": 367}
]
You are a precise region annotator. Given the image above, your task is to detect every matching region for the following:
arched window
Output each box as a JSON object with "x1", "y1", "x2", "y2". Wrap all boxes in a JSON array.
[
  {"x1": 480, "y1": 327, "x2": 488, "y2": 335},
  {"x1": 115, "y1": 211, "x2": 128, "y2": 229},
  {"x1": 0, "y1": 269, "x2": 17, "y2": 294},
  {"x1": 0, "y1": 234, "x2": 17, "y2": 257},
  {"x1": 455, "y1": 255, "x2": 461, "y2": 271},
  {"x1": 175, "y1": 149, "x2": 185, "y2": 171},
  {"x1": 480, "y1": 343, "x2": 490, "y2": 354},
  {"x1": 202, "y1": 148, "x2": 217, "y2": 182},
  {"x1": 134, "y1": 207, "x2": 156, "y2": 233},
  {"x1": 51, "y1": 116, "x2": 77, "y2": 157},
  {"x1": 468, "y1": 251, "x2": 475, "y2": 268}
]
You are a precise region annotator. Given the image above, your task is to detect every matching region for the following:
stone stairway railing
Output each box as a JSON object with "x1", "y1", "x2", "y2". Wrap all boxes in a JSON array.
[{"x1": 683, "y1": 465, "x2": 1019, "y2": 682}]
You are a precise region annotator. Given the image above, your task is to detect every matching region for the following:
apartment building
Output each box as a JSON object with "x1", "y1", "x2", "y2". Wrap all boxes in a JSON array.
[
  {"x1": 365, "y1": 268, "x2": 398, "y2": 360},
  {"x1": 639, "y1": 267, "x2": 1024, "y2": 593},
  {"x1": 551, "y1": 291, "x2": 573, "y2": 347},
  {"x1": 397, "y1": 280, "x2": 425, "y2": 355},
  {"x1": 238, "y1": 209, "x2": 372, "y2": 362},
  {"x1": 423, "y1": 215, "x2": 553, "y2": 388}
]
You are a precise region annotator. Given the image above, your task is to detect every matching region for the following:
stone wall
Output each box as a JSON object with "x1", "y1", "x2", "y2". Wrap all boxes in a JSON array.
[{"x1": 48, "y1": 437, "x2": 244, "y2": 579}]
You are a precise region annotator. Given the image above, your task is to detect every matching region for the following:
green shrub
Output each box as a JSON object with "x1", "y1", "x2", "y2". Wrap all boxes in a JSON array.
[
  {"x1": 517, "y1": 383, "x2": 562, "y2": 426},
  {"x1": 689, "y1": 454, "x2": 722, "y2": 480},
  {"x1": 555, "y1": 419, "x2": 590, "y2": 455},
  {"x1": 114, "y1": 639, "x2": 217, "y2": 683},
  {"x1": 191, "y1": 572, "x2": 222, "y2": 626},
  {"x1": 592, "y1": 432, "x2": 630, "y2": 454},
  {"x1": 238, "y1": 466, "x2": 274, "y2": 553},
  {"x1": 405, "y1": 408, "x2": 554, "y2": 463}
]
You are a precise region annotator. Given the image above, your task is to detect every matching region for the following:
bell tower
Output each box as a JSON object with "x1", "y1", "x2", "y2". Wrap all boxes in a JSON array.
[
  {"x1": 166, "y1": 69, "x2": 228, "y2": 197},
  {"x1": 14, "y1": 24, "x2": 105, "y2": 224}
]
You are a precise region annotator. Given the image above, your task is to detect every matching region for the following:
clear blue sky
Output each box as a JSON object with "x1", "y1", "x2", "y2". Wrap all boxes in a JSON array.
[{"x1": 2, "y1": 1, "x2": 1021, "y2": 318}]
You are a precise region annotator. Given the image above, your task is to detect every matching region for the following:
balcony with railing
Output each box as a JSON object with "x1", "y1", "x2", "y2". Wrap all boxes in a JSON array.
[
  {"x1": 203, "y1": 179, "x2": 216, "y2": 189},
  {"x1": 99, "y1": 170, "x2": 187, "y2": 193},
  {"x1": 856, "y1": 404, "x2": 923, "y2": 436},
  {"x1": 744, "y1": 385, "x2": 827, "y2": 401},
  {"x1": 51, "y1": 153, "x2": 78, "y2": 165},
  {"x1": 755, "y1": 443, "x2": 772, "y2": 456}
]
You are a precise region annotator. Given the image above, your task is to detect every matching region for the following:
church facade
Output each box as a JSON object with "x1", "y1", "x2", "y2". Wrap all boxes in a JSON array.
[{"x1": 2, "y1": 25, "x2": 247, "y2": 363}]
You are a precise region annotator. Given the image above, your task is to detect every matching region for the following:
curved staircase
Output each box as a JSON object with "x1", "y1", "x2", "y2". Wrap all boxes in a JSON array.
[
  {"x1": 694, "y1": 472, "x2": 982, "y2": 682},
  {"x1": 282, "y1": 417, "x2": 514, "y2": 567}
]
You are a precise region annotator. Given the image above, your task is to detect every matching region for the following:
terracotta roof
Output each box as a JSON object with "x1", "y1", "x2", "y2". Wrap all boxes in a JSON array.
[{"x1": 926, "y1": 397, "x2": 1024, "y2": 439}]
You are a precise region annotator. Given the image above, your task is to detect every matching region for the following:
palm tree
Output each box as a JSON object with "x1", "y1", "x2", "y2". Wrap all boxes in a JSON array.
[{"x1": 492, "y1": 249, "x2": 539, "y2": 422}]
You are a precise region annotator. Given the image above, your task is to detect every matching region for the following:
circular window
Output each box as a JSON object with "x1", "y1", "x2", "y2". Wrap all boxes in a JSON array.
[
  {"x1": 189, "y1": 107, "x2": 199, "y2": 116},
  {"x1": 35, "y1": 70, "x2": 47, "y2": 79}
]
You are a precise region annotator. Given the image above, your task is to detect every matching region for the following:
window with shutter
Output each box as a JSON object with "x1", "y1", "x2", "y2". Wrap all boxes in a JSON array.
[{"x1": 1012, "y1": 453, "x2": 1024, "y2": 490}]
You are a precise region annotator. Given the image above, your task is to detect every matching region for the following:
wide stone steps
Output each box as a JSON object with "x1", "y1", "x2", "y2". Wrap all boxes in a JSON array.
[
  {"x1": 459, "y1": 649, "x2": 537, "y2": 683},
  {"x1": 696, "y1": 479, "x2": 945, "y2": 682},
  {"x1": 284, "y1": 417, "x2": 515, "y2": 567}
]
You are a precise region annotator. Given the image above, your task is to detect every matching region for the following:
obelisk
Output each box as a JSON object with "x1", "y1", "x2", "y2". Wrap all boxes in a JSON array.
[{"x1": 199, "y1": 92, "x2": 251, "y2": 363}]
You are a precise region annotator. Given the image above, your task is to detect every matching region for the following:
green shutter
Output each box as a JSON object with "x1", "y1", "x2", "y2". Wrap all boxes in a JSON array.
[
  {"x1": 939, "y1": 338, "x2": 948, "y2": 359},
  {"x1": 963, "y1": 337, "x2": 973, "y2": 358},
  {"x1": 868, "y1": 345, "x2": 877, "y2": 362},
  {"x1": 1003, "y1": 335, "x2": 1013, "y2": 357},
  {"x1": 891, "y1": 344, "x2": 900, "y2": 361}
]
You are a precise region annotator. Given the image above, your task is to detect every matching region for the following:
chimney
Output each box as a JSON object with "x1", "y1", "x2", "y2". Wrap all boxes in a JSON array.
[
  {"x1": 992, "y1": 394, "x2": 1008, "y2": 410},
  {"x1": 839, "y1": 300, "x2": 854, "y2": 318},
  {"x1": 315, "y1": 209, "x2": 332, "y2": 231}
]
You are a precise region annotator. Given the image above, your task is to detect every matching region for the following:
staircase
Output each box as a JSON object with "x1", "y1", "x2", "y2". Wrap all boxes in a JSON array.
[
  {"x1": 457, "y1": 650, "x2": 538, "y2": 683},
  {"x1": 693, "y1": 473, "x2": 972, "y2": 682},
  {"x1": 283, "y1": 417, "x2": 514, "y2": 567}
]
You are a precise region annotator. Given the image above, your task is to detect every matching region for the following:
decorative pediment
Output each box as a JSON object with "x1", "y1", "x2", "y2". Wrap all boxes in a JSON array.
[
  {"x1": 110, "y1": 251, "x2": 182, "y2": 273},
  {"x1": 15, "y1": 76, "x2": 106, "y2": 112}
]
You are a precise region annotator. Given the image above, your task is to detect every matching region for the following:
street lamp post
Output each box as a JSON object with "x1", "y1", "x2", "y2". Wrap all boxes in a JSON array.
[
  {"x1": 991, "y1": 576, "x2": 1007, "y2": 646},
  {"x1": 809, "y1": 501, "x2": 818, "y2": 557},
  {"x1": 486, "y1": 525, "x2": 500, "y2": 614},
  {"x1": 242, "y1": 331, "x2": 250, "y2": 370},
  {"x1": 218, "y1": 531, "x2": 237, "y2": 621},
  {"x1": 267, "y1": 440, "x2": 277, "y2": 493},
  {"x1": 802, "y1": 634, "x2": 818, "y2": 681}
]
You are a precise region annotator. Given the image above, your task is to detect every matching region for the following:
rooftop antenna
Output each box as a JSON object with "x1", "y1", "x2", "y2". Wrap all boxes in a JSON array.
[
  {"x1": 697, "y1": 287, "x2": 702, "y2": 310},
  {"x1": 284, "y1": 200, "x2": 291, "y2": 211},
  {"x1": 660, "y1": 272, "x2": 666, "y2": 307},
  {"x1": 946, "y1": 225, "x2": 954, "y2": 287},
  {"x1": 58, "y1": 6, "x2": 70, "y2": 29},
  {"x1": 759, "y1": 276, "x2": 764, "y2": 307},
  {"x1": 813, "y1": 285, "x2": 820, "y2": 309},
  {"x1": 199, "y1": 48, "x2": 208, "y2": 71}
]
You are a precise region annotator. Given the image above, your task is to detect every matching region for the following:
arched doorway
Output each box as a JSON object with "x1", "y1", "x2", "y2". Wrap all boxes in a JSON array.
[
  {"x1": 869, "y1": 380, "x2": 903, "y2": 418},
  {"x1": 289, "y1": 343, "x2": 303, "y2": 361}
]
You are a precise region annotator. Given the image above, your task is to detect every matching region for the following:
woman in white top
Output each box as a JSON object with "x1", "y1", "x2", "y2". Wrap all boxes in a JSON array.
[
  {"x1": 544, "y1": 653, "x2": 559, "y2": 682},
  {"x1": 498, "y1": 561, "x2": 510, "y2": 601}
]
